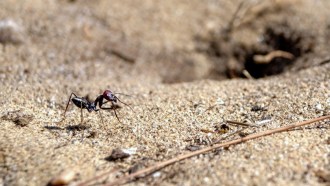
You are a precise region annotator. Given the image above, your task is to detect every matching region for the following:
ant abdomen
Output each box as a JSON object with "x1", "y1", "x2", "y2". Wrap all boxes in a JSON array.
[{"x1": 72, "y1": 97, "x2": 89, "y2": 109}]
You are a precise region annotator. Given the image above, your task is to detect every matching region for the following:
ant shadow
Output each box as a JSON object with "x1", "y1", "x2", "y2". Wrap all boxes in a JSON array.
[
  {"x1": 44, "y1": 125, "x2": 63, "y2": 130},
  {"x1": 44, "y1": 124, "x2": 91, "y2": 132},
  {"x1": 65, "y1": 124, "x2": 90, "y2": 131}
]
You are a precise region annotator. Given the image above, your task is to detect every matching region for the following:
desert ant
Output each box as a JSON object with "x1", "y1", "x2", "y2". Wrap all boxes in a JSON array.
[{"x1": 61, "y1": 90, "x2": 132, "y2": 124}]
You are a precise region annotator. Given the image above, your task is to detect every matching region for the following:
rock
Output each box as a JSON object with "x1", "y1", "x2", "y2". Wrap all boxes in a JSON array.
[{"x1": 0, "y1": 19, "x2": 24, "y2": 44}]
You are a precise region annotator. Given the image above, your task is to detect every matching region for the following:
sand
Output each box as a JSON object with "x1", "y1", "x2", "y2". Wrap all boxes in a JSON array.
[{"x1": 0, "y1": 0, "x2": 329, "y2": 185}]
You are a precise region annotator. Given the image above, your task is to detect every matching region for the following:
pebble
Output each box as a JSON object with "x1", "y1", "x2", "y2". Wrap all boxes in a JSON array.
[
  {"x1": 48, "y1": 169, "x2": 76, "y2": 186},
  {"x1": 0, "y1": 19, "x2": 24, "y2": 44}
]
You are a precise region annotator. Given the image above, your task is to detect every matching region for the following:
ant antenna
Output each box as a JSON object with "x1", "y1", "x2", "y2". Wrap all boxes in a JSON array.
[
  {"x1": 113, "y1": 108, "x2": 121, "y2": 123},
  {"x1": 115, "y1": 96, "x2": 134, "y2": 111},
  {"x1": 114, "y1": 92, "x2": 132, "y2": 97},
  {"x1": 60, "y1": 92, "x2": 78, "y2": 123}
]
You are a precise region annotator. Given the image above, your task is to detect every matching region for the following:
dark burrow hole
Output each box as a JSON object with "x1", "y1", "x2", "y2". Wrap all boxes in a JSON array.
[
  {"x1": 243, "y1": 23, "x2": 314, "y2": 78},
  {"x1": 159, "y1": 22, "x2": 316, "y2": 83},
  {"x1": 191, "y1": 22, "x2": 315, "y2": 81}
]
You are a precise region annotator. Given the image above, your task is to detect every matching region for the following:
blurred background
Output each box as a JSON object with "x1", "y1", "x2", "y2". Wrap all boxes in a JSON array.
[{"x1": 1, "y1": 0, "x2": 330, "y2": 101}]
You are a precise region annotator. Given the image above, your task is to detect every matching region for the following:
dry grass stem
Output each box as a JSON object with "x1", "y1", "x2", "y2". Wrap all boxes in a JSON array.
[{"x1": 253, "y1": 50, "x2": 294, "y2": 64}]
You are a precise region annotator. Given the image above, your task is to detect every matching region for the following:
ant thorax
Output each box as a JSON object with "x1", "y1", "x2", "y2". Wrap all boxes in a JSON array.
[{"x1": 86, "y1": 103, "x2": 97, "y2": 112}]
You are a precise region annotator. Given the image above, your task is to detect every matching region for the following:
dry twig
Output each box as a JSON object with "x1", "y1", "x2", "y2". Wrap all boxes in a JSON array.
[
  {"x1": 226, "y1": 120, "x2": 259, "y2": 127},
  {"x1": 224, "y1": 1, "x2": 245, "y2": 34},
  {"x1": 253, "y1": 50, "x2": 294, "y2": 64},
  {"x1": 81, "y1": 115, "x2": 330, "y2": 186}
]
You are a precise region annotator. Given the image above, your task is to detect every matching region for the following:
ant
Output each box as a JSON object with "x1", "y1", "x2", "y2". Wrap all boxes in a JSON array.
[{"x1": 61, "y1": 90, "x2": 132, "y2": 124}]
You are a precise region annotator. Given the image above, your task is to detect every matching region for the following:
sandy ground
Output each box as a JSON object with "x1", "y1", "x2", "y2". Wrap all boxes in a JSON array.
[{"x1": 0, "y1": 0, "x2": 329, "y2": 185}]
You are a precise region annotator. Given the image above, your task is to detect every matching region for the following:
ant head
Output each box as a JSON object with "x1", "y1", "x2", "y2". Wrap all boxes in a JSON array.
[{"x1": 103, "y1": 90, "x2": 117, "y2": 102}]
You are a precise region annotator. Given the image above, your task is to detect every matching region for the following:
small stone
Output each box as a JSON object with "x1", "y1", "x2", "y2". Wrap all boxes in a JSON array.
[
  {"x1": 122, "y1": 147, "x2": 137, "y2": 155},
  {"x1": 105, "y1": 148, "x2": 130, "y2": 161},
  {"x1": 314, "y1": 170, "x2": 330, "y2": 183},
  {"x1": 185, "y1": 145, "x2": 200, "y2": 151},
  {"x1": 251, "y1": 105, "x2": 267, "y2": 112},
  {"x1": 216, "y1": 98, "x2": 225, "y2": 105},
  {"x1": 14, "y1": 115, "x2": 34, "y2": 127},
  {"x1": 48, "y1": 169, "x2": 77, "y2": 186},
  {"x1": 327, "y1": 98, "x2": 330, "y2": 107},
  {"x1": 315, "y1": 103, "x2": 323, "y2": 111},
  {"x1": 0, "y1": 19, "x2": 24, "y2": 44},
  {"x1": 152, "y1": 171, "x2": 161, "y2": 178},
  {"x1": 1, "y1": 110, "x2": 34, "y2": 127}
]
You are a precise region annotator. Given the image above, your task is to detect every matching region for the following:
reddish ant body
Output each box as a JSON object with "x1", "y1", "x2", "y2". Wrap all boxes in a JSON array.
[{"x1": 62, "y1": 90, "x2": 132, "y2": 124}]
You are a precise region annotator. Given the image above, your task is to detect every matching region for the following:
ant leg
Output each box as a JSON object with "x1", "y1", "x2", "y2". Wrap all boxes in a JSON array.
[
  {"x1": 94, "y1": 96, "x2": 107, "y2": 124},
  {"x1": 100, "y1": 108, "x2": 121, "y2": 123},
  {"x1": 110, "y1": 101, "x2": 122, "y2": 123},
  {"x1": 60, "y1": 93, "x2": 78, "y2": 123},
  {"x1": 115, "y1": 97, "x2": 134, "y2": 112},
  {"x1": 112, "y1": 108, "x2": 121, "y2": 123},
  {"x1": 96, "y1": 110, "x2": 104, "y2": 125},
  {"x1": 99, "y1": 103, "x2": 121, "y2": 123},
  {"x1": 80, "y1": 102, "x2": 84, "y2": 125}
]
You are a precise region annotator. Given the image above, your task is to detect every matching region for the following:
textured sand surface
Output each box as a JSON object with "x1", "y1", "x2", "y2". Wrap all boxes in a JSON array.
[{"x1": 0, "y1": 0, "x2": 329, "y2": 185}]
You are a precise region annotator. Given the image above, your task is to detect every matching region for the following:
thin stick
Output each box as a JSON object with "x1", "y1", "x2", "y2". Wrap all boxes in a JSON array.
[
  {"x1": 253, "y1": 50, "x2": 294, "y2": 64},
  {"x1": 92, "y1": 115, "x2": 330, "y2": 186},
  {"x1": 226, "y1": 120, "x2": 259, "y2": 127},
  {"x1": 225, "y1": 1, "x2": 245, "y2": 34},
  {"x1": 319, "y1": 58, "x2": 330, "y2": 65}
]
